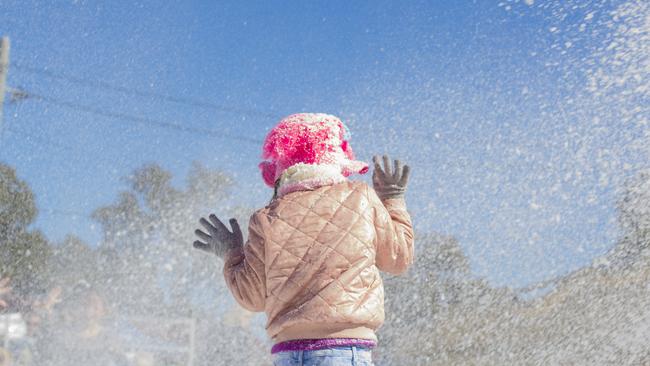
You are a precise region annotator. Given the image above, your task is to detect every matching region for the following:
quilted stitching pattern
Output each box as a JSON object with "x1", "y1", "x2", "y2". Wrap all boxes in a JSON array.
[{"x1": 224, "y1": 180, "x2": 414, "y2": 342}]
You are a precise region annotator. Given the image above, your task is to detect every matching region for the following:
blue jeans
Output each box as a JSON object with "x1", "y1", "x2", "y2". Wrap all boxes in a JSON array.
[{"x1": 272, "y1": 346, "x2": 375, "y2": 366}]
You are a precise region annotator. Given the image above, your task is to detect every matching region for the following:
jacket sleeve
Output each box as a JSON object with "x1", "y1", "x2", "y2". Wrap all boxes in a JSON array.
[
  {"x1": 223, "y1": 212, "x2": 266, "y2": 312},
  {"x1": 369, "y1": 186, "x2": 414, "y2": 275}
]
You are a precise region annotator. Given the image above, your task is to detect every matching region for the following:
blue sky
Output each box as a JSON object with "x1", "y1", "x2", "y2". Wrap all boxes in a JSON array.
[{"x1": 1, "y1": 0, "x2": 645, "y2": 288}]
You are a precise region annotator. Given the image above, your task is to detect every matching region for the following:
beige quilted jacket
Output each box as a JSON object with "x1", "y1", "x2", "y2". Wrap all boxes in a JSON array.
[{"x1": 223, "y1": 180, "x2": 414, "y2": 343}]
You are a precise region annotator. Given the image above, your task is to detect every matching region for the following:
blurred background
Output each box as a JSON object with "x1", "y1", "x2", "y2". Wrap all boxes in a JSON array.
[{"x1": 0, "y1": 0, "x2": 648, "y2": 365}]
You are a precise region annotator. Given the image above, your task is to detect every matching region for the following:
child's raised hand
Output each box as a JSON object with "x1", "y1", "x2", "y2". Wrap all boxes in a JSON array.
[
  {"x1": 193, "y1": 214, "x2": 244, "y2": 258},
  {"x1": 372, "y1": 155, "x2": 411, "y2": 200}
]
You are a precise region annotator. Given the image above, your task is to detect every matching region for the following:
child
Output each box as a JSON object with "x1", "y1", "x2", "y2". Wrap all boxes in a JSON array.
[{"x1": 194, "y1": 113, "x2": 413, "y2": 366}]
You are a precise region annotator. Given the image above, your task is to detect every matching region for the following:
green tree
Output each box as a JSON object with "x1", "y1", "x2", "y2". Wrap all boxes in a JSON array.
[
  {"x1": 608, "y1": 169, "x2": 650, "y2": 266},
  {"x1": 91, "y1": 162, "x2": 271, "y2": 365},
  {"x1": 91, "y1": 162, "x2": 239, "y2": 315},
  {"x1": 378, "y1": 233, "x2": 518, "y2": 365},
  {"x1": 48, "y1": 234, "x2": 102, "y2": 290},
  {"x1": 0, "y1": 163, "x2": 51, "y2": 298}
]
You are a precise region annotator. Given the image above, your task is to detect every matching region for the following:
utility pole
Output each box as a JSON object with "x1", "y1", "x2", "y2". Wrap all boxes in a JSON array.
[{"x1": 0, "y1": 36, "x2": 10, "y2": 137}]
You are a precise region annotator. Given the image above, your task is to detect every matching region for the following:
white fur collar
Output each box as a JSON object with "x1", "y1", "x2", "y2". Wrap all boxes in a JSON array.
[{"x1": 277, "y1": 163, "x2": 346, "y2": 197}]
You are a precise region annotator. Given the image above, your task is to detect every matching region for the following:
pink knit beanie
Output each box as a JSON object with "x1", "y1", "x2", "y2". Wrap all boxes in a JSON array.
[{"x1": 259, "y1": 113, "x2": 369, "y2": 188}]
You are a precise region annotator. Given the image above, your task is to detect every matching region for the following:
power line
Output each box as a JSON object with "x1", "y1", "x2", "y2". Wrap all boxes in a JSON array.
[
  {"x1": 12, "y1": 62, "x2": 282, "y2": 120},
  {"x1": 23, "y1": 90, "x2": 263, "y2": 144}
]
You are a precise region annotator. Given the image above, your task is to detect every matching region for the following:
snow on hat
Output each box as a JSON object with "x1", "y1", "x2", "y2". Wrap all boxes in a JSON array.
[{"x1": 259, "y1": 113, "x2": 369, "y2": 188}]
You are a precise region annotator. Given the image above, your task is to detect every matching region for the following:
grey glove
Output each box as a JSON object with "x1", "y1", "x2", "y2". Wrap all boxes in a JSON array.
[
  {"x1": 193, "y1": 214, "x2": 244, "y2": 258},
  {"x1": 373, "y1": 155, "x2": 411, "y2": 200}
]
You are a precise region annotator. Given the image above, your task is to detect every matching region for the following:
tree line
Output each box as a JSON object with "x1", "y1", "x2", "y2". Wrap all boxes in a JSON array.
[{"x1": 1, "y1": 161, "x2": 649, "y2": 365}]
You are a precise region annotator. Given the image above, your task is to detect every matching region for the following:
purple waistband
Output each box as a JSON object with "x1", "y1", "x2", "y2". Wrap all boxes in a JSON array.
[{"x1": 271, "y1": 338, "x2": 377, "y2": 354}]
